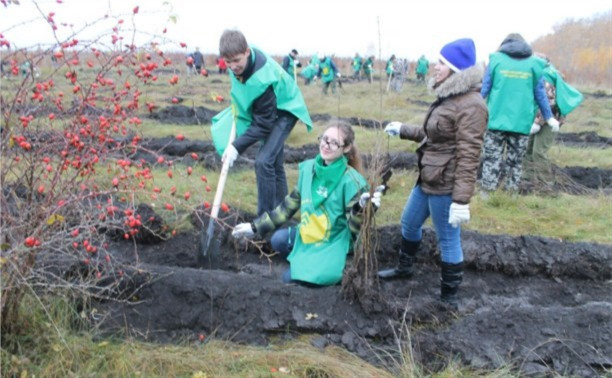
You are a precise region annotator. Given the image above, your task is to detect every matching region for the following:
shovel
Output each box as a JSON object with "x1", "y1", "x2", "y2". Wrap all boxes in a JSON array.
[{"x1": 198, "y1": 117, "x2": 236, "y2": 264}]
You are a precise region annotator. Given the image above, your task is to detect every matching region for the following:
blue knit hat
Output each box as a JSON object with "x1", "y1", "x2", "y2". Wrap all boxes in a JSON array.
[{"x1": 439, "y1": 38, "x2": 476, "y2": 72}]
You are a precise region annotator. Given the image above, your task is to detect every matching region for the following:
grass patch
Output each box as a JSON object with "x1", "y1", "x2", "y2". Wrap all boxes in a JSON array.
[
  {"x1": 2, "y1": 294, "x2": 394, "y2": 378},
  {"x1": 469, "y1": 191, "x2": 612, "y2": 244}
]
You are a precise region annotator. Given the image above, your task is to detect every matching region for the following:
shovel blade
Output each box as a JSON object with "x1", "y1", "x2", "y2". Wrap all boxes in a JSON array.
[{"x1": 197, "y1": 218, "x2": 221, "y2": 268}]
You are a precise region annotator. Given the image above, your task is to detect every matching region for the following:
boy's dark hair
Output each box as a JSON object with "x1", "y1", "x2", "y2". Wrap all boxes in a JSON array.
[
  {"x1": 291, "y1": 49, "x2": 298, "y2": 55},
  {"x1": 219, "y1": 30, "x2": 248, "y2": 58}
]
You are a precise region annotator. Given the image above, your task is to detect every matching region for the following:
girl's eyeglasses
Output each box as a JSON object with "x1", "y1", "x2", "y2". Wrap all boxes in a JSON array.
[{"x1": 318, "y1": 135, "x2": 344, "y2": 150}]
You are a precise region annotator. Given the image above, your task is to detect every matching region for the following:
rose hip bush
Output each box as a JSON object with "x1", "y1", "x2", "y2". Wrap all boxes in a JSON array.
[{"x1": 0, "y1": 1, "x2": 214, "y2": 333}]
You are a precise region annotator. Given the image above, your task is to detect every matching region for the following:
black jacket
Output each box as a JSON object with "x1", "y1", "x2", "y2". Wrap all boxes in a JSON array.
[{"x1": 232, "y1": 48, "x2": 280, "y2": 154}]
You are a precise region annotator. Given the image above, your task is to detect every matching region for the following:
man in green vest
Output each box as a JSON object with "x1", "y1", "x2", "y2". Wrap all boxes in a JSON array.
[
  {"x1": 480, "y1": 33, "x2": 557, "y2": 194},
  {"x1": 362, "y1": 55, "x2": 374, "y2": 84},
  {"x1": 351, "y1": 53, "x2": 362, "y2": 81},
  {"x1": 282, "y1": 49, "x2": 301, "y2": 82},
  {"x1": 416, "y1": 55, "x2": 429, "y2": 82},
  {"x1": 216, "y1": 30, "x2": 313, "y2": 216},
  {"x1": 318, "y1": 54, "x2": 339, "y2": 95},
  {"x1": 386, "y1": 54, "x2": 396, "y2": 78}
]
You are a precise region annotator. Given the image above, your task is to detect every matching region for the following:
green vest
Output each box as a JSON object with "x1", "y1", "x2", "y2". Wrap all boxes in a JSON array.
[
  {"x1": 363, "y1": 58, "x2": 373, "y2": 74},
  {"x1": 352, "y1": 56, "x2": 362, "y2": 72},
  {"x1": 300, "y1": 64, "x2": 317, "y2": 80},
  {"x1": 416, "y1": 57, "x2": 429, "y2": 75},
  {"x1": 286, "y1": 54, "x2": 296, "y2": 77},
  {"x1": 485, "y1": 52, "x2": 547, "y2": 134},
  {"x1": 319, "y1": 57, "x2": 335, "y2": 83},
  {"x1": 542, "y1": 65, "x2": 583, "y2": 116},
  {"x1": 386, "y1": 59, "x2": 394, "y2": 75},
  {"x1": 288, "y1": 159, "x2": 368, "y2": 286},
  {"x1": 211, "y1": 47, "x2": 313, "y2": 155}
]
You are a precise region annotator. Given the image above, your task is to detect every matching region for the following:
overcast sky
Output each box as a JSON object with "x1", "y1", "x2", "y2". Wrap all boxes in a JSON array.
[{"x1": 1, "y1": 0, "x2": 610, "y2": 62}]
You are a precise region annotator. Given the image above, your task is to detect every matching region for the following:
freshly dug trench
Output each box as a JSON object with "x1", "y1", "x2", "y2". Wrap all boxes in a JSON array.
[{"x1": 86, "y1": 219, "x2": 611, "y2": 377}]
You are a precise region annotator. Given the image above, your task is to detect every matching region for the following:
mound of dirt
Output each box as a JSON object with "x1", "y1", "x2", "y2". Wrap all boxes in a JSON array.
[
  {"x1": 557, "y1": 131, "x2": 612, "y2": 148},
  {"x1": 310, "y1": 113, "x2": 390, "y2": 129},
  {"x1": 87, "y1": 218, "x2": 611, "y2": 377},
  {"x1": 148, "y1": 105, "x2": 218, "y2": 124}
]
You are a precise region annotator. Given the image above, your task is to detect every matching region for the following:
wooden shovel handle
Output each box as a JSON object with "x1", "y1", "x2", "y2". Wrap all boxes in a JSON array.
[{"x1": 210, "y1": 118, "x2": 236, "y2": 220}]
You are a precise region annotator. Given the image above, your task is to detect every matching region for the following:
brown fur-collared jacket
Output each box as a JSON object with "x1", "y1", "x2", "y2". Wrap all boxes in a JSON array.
[{"x1": 399, "y1": 65, "x2": 488, "y2": 204}]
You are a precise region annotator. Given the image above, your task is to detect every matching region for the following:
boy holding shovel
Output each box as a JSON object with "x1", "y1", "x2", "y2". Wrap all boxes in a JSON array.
[{"x1": 212, "y1": 30, "x2": 312, "y2": 216}]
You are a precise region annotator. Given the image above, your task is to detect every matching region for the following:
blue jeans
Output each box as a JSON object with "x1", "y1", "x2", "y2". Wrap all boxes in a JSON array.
[
  {"x1": 255, "y1": 113, "x2": 297, "y2": 216},
  {"x1": 401, "y1": 185, "x2": 463, "y2": 264},
  {"x1": 270, "y1": 227, "x2": 297, "y2": 259}
]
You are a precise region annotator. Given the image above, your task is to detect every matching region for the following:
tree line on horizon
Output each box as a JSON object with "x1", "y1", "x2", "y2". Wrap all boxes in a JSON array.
[{"x1": 532, "y1": 10, "x2": 611, "y2": 87}]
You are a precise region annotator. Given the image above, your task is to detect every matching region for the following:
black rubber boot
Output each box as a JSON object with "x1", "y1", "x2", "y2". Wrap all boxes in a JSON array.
[
  {"x1": 440, "y1": 262, "x2": 464, "y2": 309},
  {"x1": 378, "y1": 238, "x2": 420, "y2": 279}
]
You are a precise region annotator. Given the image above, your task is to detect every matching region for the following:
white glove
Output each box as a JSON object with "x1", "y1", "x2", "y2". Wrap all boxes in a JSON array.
[
  {"x1": 336, "y1": 72, "x2": 341, "y2": 78},
  {"x1": 384, "y1": 121, "x2": 402, "y2": 137},
  {"x1": 448, "y1": 203, "x2": 470, "y2": 228},
  {"x1": 358, "y1": 185, "x2": 385, "y2": 209},
  {"x1": 222, "y1": 144, "x2": 239, "y2": 167},
  {"x1": 232, "y1": 222, "x2": 255, "y2": 239},
  {"x1": 530, "y1": 123, "x2": 541, "y2": 135},
  {"x1": 546, "y1": 117, "x2": 560, "y2": 132}
]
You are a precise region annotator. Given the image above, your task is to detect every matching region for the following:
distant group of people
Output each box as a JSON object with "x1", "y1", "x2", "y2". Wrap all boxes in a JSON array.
[{"x1": 209, "y1": 29, "x2": 582, "y2": 309}]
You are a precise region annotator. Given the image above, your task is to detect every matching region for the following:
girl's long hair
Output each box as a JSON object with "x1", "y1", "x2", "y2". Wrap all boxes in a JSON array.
[{"x1": 327, "y1": 122, "x2": 362, "y2": 173}]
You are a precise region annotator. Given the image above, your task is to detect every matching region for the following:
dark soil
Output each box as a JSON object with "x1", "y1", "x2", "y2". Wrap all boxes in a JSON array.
[
  {"x1": 147, "y1": 105, "x2": 218, "y2": 125},
  {"x1": 91, "y1": 220, "x2": 612, "y2": 377},
  {"x1": 557, "y1": 131, "x2": 612, "y2": 148}
]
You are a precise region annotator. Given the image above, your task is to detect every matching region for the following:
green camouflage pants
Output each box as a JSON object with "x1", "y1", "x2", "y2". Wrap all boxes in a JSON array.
[
  {"x1": 480, "y1": 130, "x2": 530, "y2": 191},
  {"x1": 524, "y1": 124, "x2": 557, "y2": 180}
]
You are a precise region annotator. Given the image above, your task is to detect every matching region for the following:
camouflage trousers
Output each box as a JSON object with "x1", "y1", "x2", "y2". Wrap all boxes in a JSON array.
[{"x1": 480, "y1": 130, "x2": 530, "y2": 191}]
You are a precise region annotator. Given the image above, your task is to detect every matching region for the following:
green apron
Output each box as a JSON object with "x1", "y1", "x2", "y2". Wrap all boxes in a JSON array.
[
  {"x1": 287, "y1": 159, "x2": 367, "y2": 286},
  {"x1": 319, "y1": 57, "x2": 335, "y2": 83}
]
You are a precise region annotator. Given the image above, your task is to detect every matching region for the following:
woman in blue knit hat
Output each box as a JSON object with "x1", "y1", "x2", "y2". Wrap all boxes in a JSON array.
[{"x1": 377, "y1": 38, "x2": 488, "y2": 308}]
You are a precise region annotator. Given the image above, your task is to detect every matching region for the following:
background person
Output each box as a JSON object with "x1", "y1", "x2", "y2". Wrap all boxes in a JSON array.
[
  {"x1": 191, "y1": 47, "x2": 206, "y2": 75},
  {"x1": 363, "y1": 55, "x2": 374, "y2": 84},
  {"x1": 318, "y1": 54, "x2": 339, "y2": 95},
  {"x1": 385, "y1": 54, "x2": 395, "y2": 79},
  {"x1": 351, "y1": 53, "x2": 362, "y2": 81},
  {"x1": 232, "y1": 123, "x2": 381, "y2": 286},
  {"x1": 216, "y1": 56, "x2": 227, "y2": 74},
  {"x1": 282, "y1": 49, "x2": 302, "y2": 80},
  {"x1": 524, "y1": 55, "x2": 584, "y2": 180},
  {"x1": 416, "y1": 54, "x2": 429, "y2": 82},
  {"x1": 378, "y1": 38, "x2": 488, "y2": 308}
]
